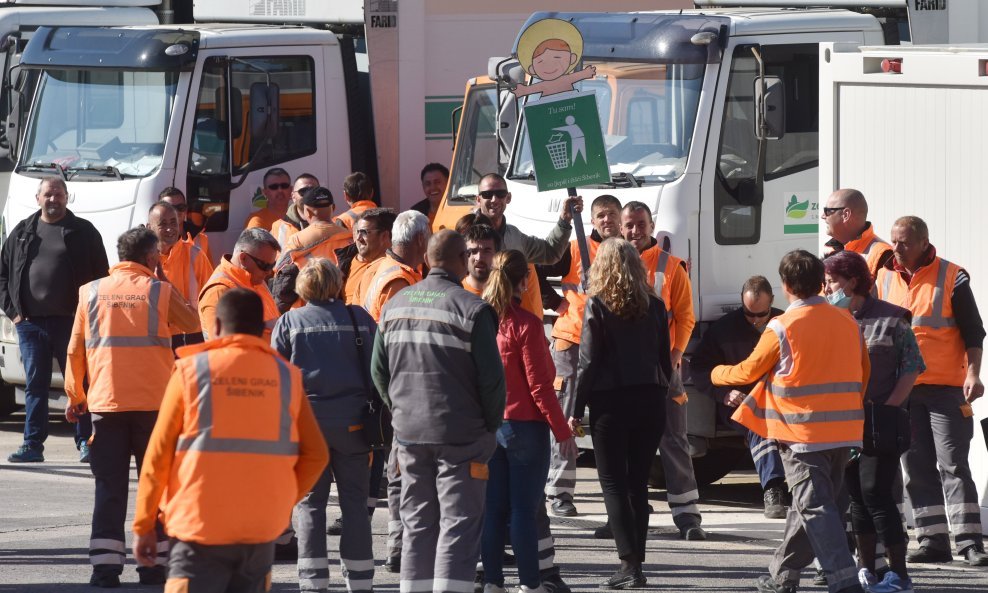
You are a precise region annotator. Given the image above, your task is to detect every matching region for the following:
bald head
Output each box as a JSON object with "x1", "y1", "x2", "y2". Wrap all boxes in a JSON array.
[
  {"x1": 822, "y1": 188, "x2": 869, "y2": 244},
  {"x1": 426, "y1": 229, "x2": 468, "y2": 281},
  {"x1": 831, "y1": 189, "x2": 867, "y2": 216}
]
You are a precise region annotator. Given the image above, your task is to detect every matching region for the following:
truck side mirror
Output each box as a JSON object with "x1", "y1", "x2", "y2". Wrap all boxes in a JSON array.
[
  {"x1": 249, "y1": 82, "x2": 279, "y2": 142},
  {"x1": 488, "y1": 57, "x2": 524, "y2": 86},
  {"x1": 753, "y1": 75, "x2": 785, "y2": 140}
]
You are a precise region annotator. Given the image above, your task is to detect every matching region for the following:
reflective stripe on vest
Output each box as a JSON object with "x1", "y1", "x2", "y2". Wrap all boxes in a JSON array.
[
  {"x1": 277, "y1": 223, "x2": 289, "y2": 247},
  {"x1": 381, "y1": 305, "x2": 474, "y2": 352},
  {"x1": 653, "y1": 250, "x2": 670, "y2": 299},
  {"x1": 765, "y1": 381, "x2": 863, "y2": 398},
  {"x1": 188, "y1": 245, "x2": 201, "y2": 308},
  {"x1": 739, "y1": 396, "x2": 864, "y2": 425},
  {"x1": 364, "y1": 264, "x2": 400, "y2": 311},
  {"x1": 176, "y1": 352, "x2": 298, "y2": 456},
  {"x1": 912, "y1": 260, "x2": 956, "y2": 329},
  {"x1": 86, "y1": 279, "x2": 170, "y2": 349}
]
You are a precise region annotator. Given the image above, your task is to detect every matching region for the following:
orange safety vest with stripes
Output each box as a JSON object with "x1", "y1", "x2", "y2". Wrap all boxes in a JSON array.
[
  {"x1": 824, "y1": 223, "x2": 892, "y2": 279},
  {"x1": 198, "y1": 257, "x2": 280, "y2": 340},
  {"x1": 876, "y1": 257, "x2": 967, "y2": 386},
  {"x1": 363, "y1": 254, "x2": 423, "y2": 321},
  {"x1": 334, "y1": 200, "x2": 377, "y2": 231},
  {"x1": 639, "y1": 244, "x2": 694, "y2": 352},
  {"x1": 78, "y1": 262, "x2": 175, "y2": 412},
  {"x1": 732, "y1": 297, "x2": 865, "y2": 446},
  {"x1": 551, "y1": 238, "x2": 601, "y2": 345},
  {"x1": 271, "y1": 218, "x2": 301, "y2": 249},
  {"x1": 163, "y1": 334, "x2": 306, "y2": 544},
  {"x1": 162, "y1": 240, "x2": 213, "y2": 333},
  {"x1": 276, "y1": 225, "x2": 353, "y2": 271},
  {"x1": 184, "y1": 231, "x2": 212, "y2": 266},
  {"x1": 461, "y1": 264, "x2": 543, "y2": 320}
]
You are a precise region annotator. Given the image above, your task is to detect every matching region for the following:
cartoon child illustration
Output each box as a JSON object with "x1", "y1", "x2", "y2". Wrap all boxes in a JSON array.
[{"x1": 513, "y1": 18, "x2": 595, "y2": 100}]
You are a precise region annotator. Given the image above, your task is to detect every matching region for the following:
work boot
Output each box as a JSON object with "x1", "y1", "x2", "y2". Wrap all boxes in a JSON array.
[
  {"x1": 755, "y1": 575, "x2": 796, "y2": 593},
  {"x1": 857, "y1": 568, "x2": 877, "y2": 589},
  {"x1": 962, "y1": 544, "x2": 988, "y2": 566},
  {"x1": 7, "y1": 444, "x2": 44, "y2": 463},
  {"x1": 138, "y1": 565, "x2": 167, "y2": 585},
  {"x1": 763, "y1": 485, "x2": 787, "y2": 519},
  {"x1": 602, "y1": 565, "x2": 645, "y2": 590},
  {"x1": 681, "y1": 524, "x2": 707, "y2": 541},
  {"x1": 327, "y1": 517, "x2": 343, "y2": 536},
  {"x1": 907, "y1": 544, "x2": 952, "y2": 564},
  {"x1": 384, "y1": 554, "x2": 400, "y2": 573},
  {"x1": 594, "y1": 522, "x2": 614, "y2": 539},
  {"x1": 540, "y1": 572, "x2": 571, "y2": 593},
  {"x1": 89, "y1": 571, "x2": 121, "y2": 588},
  {"x1": 549, "y1": 496, "x2": 577, "y2": 517}
]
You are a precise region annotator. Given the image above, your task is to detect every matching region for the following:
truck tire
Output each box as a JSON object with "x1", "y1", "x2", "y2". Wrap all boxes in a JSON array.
[
  {"x1": 647, "y1": 447, "x2": 748, "y2": 489},
  {"x1": 0, "y1": 380, "x2": 19, "y2": 418}
]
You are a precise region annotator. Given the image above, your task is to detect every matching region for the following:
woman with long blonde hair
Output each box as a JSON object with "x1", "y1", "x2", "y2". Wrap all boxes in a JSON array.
[
  {"x1": 571, "y1": 238, "x2": 673, "y2": 589},
  {"x1": 480, "y1": 249, "x2": 576, "y2": 593}
]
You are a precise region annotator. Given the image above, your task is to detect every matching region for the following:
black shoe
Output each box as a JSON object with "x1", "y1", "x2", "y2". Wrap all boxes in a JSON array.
[
  {"x1": 681, "y1": 525, "x2": 707, "y2": 541},
  {"x1": 327, "y1": 517, "x2": 343, "y2": 536},
  {"x1": 602, "y1": 566, "x2": 645, "y2": 590},
  {"x1": 594, "y1": 522, "x2": 614, "y2": 539},
  {"x1": 138, "y1": 566, "x2": 167, "y2": 585},
  {"x1": 541, "y1": 572, "x2": 571, "y2": 593},
  {"x1": 384, "y1": 554, "x2": 401, "y2": 573},
  {"x1": 763, "y1": 485, "x2": 787, "y2": 519},
  {"x1": 756, "y1": 575, "x2": 796, "y2": 593},
  {"x1": 7, "y1": 444, "x2": 44, "y2": 463},
  {"x1": 89, "y1": 572, "x2": 121, "y2": 588},
  {"x1": 907, "y1": 545, "x2": 953, "y2": 563},
  {"x1": 550, "y1": 497, "x2": 577, "y2": 517},
  {"x1": 274, "y1": 537, "x2": 298, "y2": 561},
  {"x1": 963, "y1": 544, "x2": 988, "y2": 566},
  {"x1": 811, "y1": 568, "x2": 827, "y2": 586}
]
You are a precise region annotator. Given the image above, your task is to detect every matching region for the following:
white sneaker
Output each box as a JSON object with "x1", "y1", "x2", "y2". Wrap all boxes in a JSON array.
[
  {"x1": 516, "y1": 587, "x2": 547, "y2": 593},
  {"x1": 858, "y1": 568, "x2": 878, "y2": 589},
  {"x1": 483, "y1": 585, "x2": 506, "y2": 593}
]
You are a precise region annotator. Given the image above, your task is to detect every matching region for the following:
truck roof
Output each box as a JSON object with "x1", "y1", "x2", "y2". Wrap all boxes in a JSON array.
[{"x1": 123, "y1": 23, "x2": 339, "y2": 49}]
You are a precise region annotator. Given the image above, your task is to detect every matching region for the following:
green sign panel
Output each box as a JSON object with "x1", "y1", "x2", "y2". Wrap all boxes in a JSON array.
[{"x1": 524, "y1": 93, "x2": 610, "y2": 192}]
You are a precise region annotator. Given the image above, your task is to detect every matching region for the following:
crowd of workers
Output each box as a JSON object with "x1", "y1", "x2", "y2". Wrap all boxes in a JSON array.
[{"x1": 0, "y1": 168, "x2": 985, "y2": 593}]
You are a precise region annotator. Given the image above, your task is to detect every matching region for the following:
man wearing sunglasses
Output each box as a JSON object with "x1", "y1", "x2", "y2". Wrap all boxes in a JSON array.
[
  {"x1": 160, "y1": 187, "x2": 213, "y2": 264},
  {"x1": 198, "y1": 228, "x2": 281, "y2": 341},
  {"x1": 246, "y1": 168, "x2": 294, "y2": 232},
  {"x1": 821, "y1": 189, "x2": 892, "y2": 279},
  {"x1": 272, "y1": 174, "x2": 319, "y2": 249},
  {"x1": 690, "y1": 276, "x2": 787, "y2": 520}
]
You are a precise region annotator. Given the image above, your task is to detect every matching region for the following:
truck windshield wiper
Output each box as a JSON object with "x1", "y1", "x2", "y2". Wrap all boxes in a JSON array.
[
  {"x1": 507, "y1": 171, "x2": 536, "y2": 181},
  {"x1": 17, "y1": 161, "x2": 68, "y2": 181},
  {"x1": 609, "y1": 172, "x2": 641, "y2": 188},
  {"x1": 66, "y1": 164, "x2": 125, "y2": 180}
]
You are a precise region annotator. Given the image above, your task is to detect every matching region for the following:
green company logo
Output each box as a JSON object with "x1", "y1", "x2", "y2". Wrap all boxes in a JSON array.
[{"x1": 784, "y1": 195, "x2": 817, "y2": 234}]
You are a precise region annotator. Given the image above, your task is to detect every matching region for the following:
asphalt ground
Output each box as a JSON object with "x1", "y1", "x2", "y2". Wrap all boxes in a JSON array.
[{"x1": 2, "y1": 412, "x2": 986, "y2": 592}]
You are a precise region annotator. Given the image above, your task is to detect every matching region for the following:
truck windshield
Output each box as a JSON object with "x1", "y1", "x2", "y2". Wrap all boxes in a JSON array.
[
  {"x1": 19, "y1": 69, "x2": 178, "y2": 179},
  {"x1": 509, "y1": 61, "x2": 704, "y2": 186}
]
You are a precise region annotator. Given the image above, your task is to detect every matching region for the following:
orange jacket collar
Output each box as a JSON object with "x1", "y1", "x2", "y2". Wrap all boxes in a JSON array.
[
  {"x1": 216, "y1": 255, "x2": 254, "y2": 287},
  {"x1": 110, "y1": 260, "x2": 156, "y2": 278},
  {"x1": 176, "y1": 333, "x2": 280, "y2": 360}
]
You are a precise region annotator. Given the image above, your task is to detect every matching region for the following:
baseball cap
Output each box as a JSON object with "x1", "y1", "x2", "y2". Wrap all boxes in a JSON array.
[{"x1": 300, "y1": 186, "x2": 334, "y2": 208}]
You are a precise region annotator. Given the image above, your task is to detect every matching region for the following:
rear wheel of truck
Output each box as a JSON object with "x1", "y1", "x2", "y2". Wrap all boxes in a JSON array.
[{"x1": 647, "y1": 447, "x2": 748, "y2": 489}]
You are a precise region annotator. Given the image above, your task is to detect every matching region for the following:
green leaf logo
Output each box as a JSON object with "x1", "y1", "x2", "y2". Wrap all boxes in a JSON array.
[{"x1": 786, "y1": 195, "x2": 808, "y2": 219}]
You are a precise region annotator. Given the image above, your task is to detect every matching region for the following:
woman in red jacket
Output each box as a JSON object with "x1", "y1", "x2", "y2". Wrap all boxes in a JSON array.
[{"x1": 480, "y1": 249, "x2": 578, "y2": 593}]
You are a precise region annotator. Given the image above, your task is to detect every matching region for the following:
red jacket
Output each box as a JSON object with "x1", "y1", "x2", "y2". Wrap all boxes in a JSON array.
[{"x1": 497, "y1": 302, "x2": 570, "y2": 441}]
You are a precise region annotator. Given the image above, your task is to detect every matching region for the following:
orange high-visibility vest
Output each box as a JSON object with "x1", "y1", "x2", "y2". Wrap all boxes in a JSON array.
[
  {"x1": 271, "y1": 218, "x2": 300, "y2": 249},
  {"x1": 184, "y1": 231, "x2": 213, "y2": 267},
  {"x1": 334, "y1": 200, "x2": 377, "y2": 231},
  {"x1": 733, "y1": 298, "x2": 865, "y2": 446},
  {"x1": 363, "y1": 254, "x2": 422, "y2": 321},
  {"x1": 551, "y1": 239, "x2": 601, "y2": 345},
  {"x1": 876, "y1": 257, "x2": 967, "y2": 386},
  {"x1": 162, "y1": 335, "x2": 306, "y2": 544},
  {"x1": 78, "y1": 262, "x2": 174, "y2": 412},
  {"x1": 276, "y1": 225, "x2": 353, "y2": 272},
  {"x1": 198, "y1": 257, "x2": 280, "y2": 340},
  {"x1": 639, "y1": 244, "x2": 694, "y2": 352},
  {"x1": 162, "y1": 241, "x2": 213, "y2": 333},
  {"x1": 825, "y1": 224, "x2": 892, "y2": 279},
  {"x1": 461, "y1": 264, "x2": 543, "y2": 320}
]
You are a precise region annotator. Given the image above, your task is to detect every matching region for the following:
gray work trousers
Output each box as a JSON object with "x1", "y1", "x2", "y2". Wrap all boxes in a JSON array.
[
  {"x1": 660, "y1": 370, "x2": 702, "y2": 529},
  {"x1": 294, "y1": 423, "x2": 374, "y2": 593},
  {"x1": 397, "y1": 434, "x2": 497, "y2": 593},
  {"x1": 546, "y1": 340, "x2": 578, "y2": 501},
  {"x1": 770, "y1": 446, "x2": 859, "y2": 593},
  {"x1": 386, "y1": 440, "x2": 403, "y2": 561},
  {"x1": 904, "y1": 385, "x2": 984, "y2": 553},
  {"x1": 167, "y1": 540, "x2": 273, "y2": 593}
]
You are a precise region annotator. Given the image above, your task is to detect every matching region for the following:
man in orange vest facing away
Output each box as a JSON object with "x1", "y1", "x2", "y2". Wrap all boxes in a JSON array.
[
  {"x1": 876, "y1": 216, "x2": 988, "y2": 566},
  {"x1": 147, "y1": 201, "x2": 214, "y2": 350},
  {"x1": 821, "y1": 189, "x2": 893, "y2": 279},
  {"x1": 64, "y1": 227, "x2": 200, "y2": 588},
  {"x1": 335, "y1": 171, "x2": 378, "y2": 231},
  {"x1": 620, "y1": 201, "x2": 704, "y2": 540},
  {"x1": 132, "y1": 288, "x2": 329, "y2": 592},
  {"x1": 713, "y1": 249, "x2": 870, "y2": 593},
  {"x1": 198, "y1": 228, "x2": 281, "y2": 341},
  {"x1": 362, "y1": 210, "x2": 429, "y2": 322}
]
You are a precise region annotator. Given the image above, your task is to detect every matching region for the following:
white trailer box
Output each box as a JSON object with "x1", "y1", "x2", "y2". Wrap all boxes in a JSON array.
[{"x1": 819, "y1": 42, "x2": 988, "y2": 532}]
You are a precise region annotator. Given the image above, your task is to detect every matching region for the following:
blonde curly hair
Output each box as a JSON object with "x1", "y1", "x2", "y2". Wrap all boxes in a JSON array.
[{"x1": 587, "y1": 238, "x2": 651, "y2": 320}]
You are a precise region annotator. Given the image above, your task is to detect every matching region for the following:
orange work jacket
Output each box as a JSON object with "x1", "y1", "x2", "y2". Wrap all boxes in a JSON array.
[
  {"x1": 334, "y1": 200, "x2": 377, "y2": 230},
  {"x1": 362, "y1": 254, "x2": 422, "y2": 321},
  {"x1": 551, "y1": 238, "x2": 601, "y2": 345},
  {"x1": 198, "y1": 257, "x2": 280, "y2": 340},
  {"x1": 639, "y1": 243, "x2": 695, "y2": 354},
  {"x1": 162, "y1": 241, "x2": 213, "y2": 333}
]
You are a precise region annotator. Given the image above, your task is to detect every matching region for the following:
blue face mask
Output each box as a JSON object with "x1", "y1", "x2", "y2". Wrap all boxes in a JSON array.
[{"x1": 827, "y1": 288, "x2": 853, "y2": 308}]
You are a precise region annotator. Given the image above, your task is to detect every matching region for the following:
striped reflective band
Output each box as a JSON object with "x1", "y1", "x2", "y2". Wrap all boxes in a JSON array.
[
  {"x1": 741, "y1": 397, "x2": 863, "y2": 424},
  {"x1": 862, "y1": 238, "x2": 878, "y2": 255},
  {"x1": 382, "y1": 306, "x2": 475, "y2": 333},
  {"x1": 912, "y1": 260, "x2": 956, "y2": 329},
  {"x1": 86, "y1": 279, "x2": 170, "y2": 349},
  {"x1": 765, "y1": 381, "x2": 862, "y2": 398},
  {"x1": 188, "y1": 245, "x2": 201, "y2": 308},
  {"x1": 653, "y1": 249, "x2": 670, "y2": 298},
  {"x1": 364, "y1": 265, "x2": 400, "y2": 311},
  {"x1": 176, "y1": 352, "x2": 298, "y2": 455},
  {"x1": 277, "y1": 224, "x2": 289, "y2": 247},
  {"x1": 385, "y1": 329, "x2": 471, "y2": 352},
  {"x1": 560, "y1": 282, "x2": 582, "y2": 294}
]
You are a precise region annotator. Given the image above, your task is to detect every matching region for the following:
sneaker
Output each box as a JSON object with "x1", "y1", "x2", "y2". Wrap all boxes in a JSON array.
[
  {"x1": 858, "y1": 568, "x2": 877, "y2": 589},
  {"x1": 602, "y1": 566, "x2": 645, "y2": 590},
  {"x1": 594, "y1": 522, "x2": 614, "y2": 540},
  {"x1": 327, "y1": 517, "x2": 343, "y2": 536},
  {"x1": 755, "y1": 575, "x2": 796, "y2": 593},
  {"x1": 138, "y1": 565, "x2": 167, "y2": 585},
  {"x1": 549, "y1": 497, "x2": 577, "y2": 517},
  {"x1": 763, "y1": 485, "x2": 787, "y2": 519},
  {"x1": 868, "y1": 571, "x2": 913, "y2": 593},
  {"x1": 681, "y1": 525, "x2": 707, "y2": 541},
  {"x1": 907, "y1": 545, "x2": 952, "y2": 564},
  {"x1": 89, "y1": 571, "x2": 121, "y2": 588},
  {"x1": 7, "y1": 445, "x2": 44, "y2": 463},
  {"x1": 812, "y1": 568, "x2": 828, "y2": 585},
  {"x1": 540, "y1": 572, "x2": 571, "y2": 593},
  {"x1": 483, "y1": 585, "x2": 506, "y2": 593},
  {"x1": 963, "y1": 544, "x2": 988, "y2": 566},
  {"x1": 384, "y1": 554, "x2": 401, "y2": 573},
  {"x1": 79, "y1": 442, "x2": 91, "y2": 463}
]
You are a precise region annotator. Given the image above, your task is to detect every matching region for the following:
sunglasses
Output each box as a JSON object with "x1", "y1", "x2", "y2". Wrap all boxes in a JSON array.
[
  {"x1": 245, "y1": 252, "x2": 276, "y2": 272},
  {"x1": 479, "y1": 189, "x2": 509, "y2": 200},
  {"x1": 822, "y1": 206, "x2": 846, "y2": 217},
  {"x1": 267, "y1": 182, "x2": 291, "y2": 191},
  {"x1": 743, "y1": 307, "x2": 771, "y2": 318}
]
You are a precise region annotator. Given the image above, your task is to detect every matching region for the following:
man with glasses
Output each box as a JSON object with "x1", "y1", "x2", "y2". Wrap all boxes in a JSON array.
[
  {"x1": 246, "y1": 168, "x2": 294, "y2": 232},
  {"x1": 690, "y1": 276, "x2": 787, "y2": 519},
  {"x1": 159, "y1": 187, "x2": 212, "y2": 264},
  {"x1": 343, "y1": 208, "x2": 396, "y2": 305},
  {"x1": 272, "y1": 173, "x2": 320, "y2": 248},
  {"x1": 821, "y1": 189, "x2": 892, "y2": 279},
  {"x1": 198, "y1": 228, "x2": 281, "y2": 341}
]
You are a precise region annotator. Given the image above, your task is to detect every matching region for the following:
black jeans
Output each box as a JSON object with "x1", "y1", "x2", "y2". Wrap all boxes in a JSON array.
[
  {"x1": 590, "y1": 385, "x2": 666, "y2": 564},
  {"x1": 846, "y1": 451, "x2": 906, "y2": 545}
]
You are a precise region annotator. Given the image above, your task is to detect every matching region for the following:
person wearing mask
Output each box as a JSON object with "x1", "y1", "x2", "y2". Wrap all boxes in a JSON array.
[
  {"x1": 480, "y1": 249, "x2": 577, "y2": 593},
  {"x1": 362, "y1": 210, "x2": 430, "y2": 322},
  {"x1": 824, "y1": 251, "x2": 924, "y2": 592},
  {"x1": 246, "y1": 168, "x2": 293, "y2": 231},
  {"x1": 159, "y1": 187, "x2": 212, "y2": 264},
  {"x1": 821, "y1": 189, "x2": 893, "y2": 279},
  {"x1": 712, "y1": 249, "x2": 870, "y2": 593},
  {"x1": 411, "y1": 162, "x2": 450, "y2": 226},
  {"x1": 132, "y1": 288, "x2": 328, "y2": 592},
  {"x1": 272, "y1": 173, "x2": 319, "y2": 248},
  {"x1": 876, "y1": 216, "x2": 987, "y2": 566},
  {"x1": 689, "y1": 276, "x2": 788, "y2": 519},
  {"x1": 336, "y1": 171, "x2": 378, "y2": 231},
  {"x1": 371, "y1": 230, "x2": 505, "y2": 593},
  {"x1": 64, "y1": 227, "x2": 199, "y2": 588},
  {"x1": 147, "y1": 201, "x2": 214, "y2": 349},
  {"x1": 1, "y1": 176, "x2": 108, "y2": 463},
  {"x1": 272, "y1": 259, "x2": 377, "y2": 593},
  {"x1": 198, "y1": 228, "x2": 281, "y2": 341},
  {"x1": 571, "y1": 238, "x2": 672, "y2": 590}
]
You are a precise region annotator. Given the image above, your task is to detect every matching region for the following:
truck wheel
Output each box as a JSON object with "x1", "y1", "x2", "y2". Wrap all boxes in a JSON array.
[
  {"x1": 648, "y1": 447, "x2": 748, "y2": 489},
  {"x1": 0, "y1": 380, "x2": 19, "y2": 418}
]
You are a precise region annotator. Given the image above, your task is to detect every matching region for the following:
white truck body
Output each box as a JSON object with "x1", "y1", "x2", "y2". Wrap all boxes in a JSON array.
[{"x1": 819, "y1": 41, "x2": 988, "y2": 532}]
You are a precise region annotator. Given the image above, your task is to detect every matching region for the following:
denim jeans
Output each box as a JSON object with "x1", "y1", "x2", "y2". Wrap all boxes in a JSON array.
[
  {"x1": 482, "y1": 420, "x2": 551, "y2": 588},
  {"x1": 16, "y1": 316, "x2": 91, "y2": 448}
]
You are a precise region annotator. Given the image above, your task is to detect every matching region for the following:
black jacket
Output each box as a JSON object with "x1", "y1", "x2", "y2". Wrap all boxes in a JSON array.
[
  {"x1": 574, "y1": 294, "x2": 673, "y2": 419},
  {"x1": 0, "y1": 209, "x2": 109, "y2": 320}
]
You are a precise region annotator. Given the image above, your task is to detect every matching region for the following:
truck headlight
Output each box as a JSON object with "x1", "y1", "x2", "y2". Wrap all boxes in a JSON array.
[{"x1": 0, "y1": 315, "x2": 16, "y2": 343}]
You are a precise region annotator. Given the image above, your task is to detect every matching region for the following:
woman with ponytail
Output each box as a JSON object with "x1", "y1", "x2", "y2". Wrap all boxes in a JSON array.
[{"x1": 480, "y1": 249, "x2": 577, "y2": 593}]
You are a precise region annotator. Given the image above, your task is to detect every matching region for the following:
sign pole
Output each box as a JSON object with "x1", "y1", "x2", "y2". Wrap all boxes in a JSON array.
[{"x1": 568, "y1": 186, "x2": 591, "y2": 291}]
